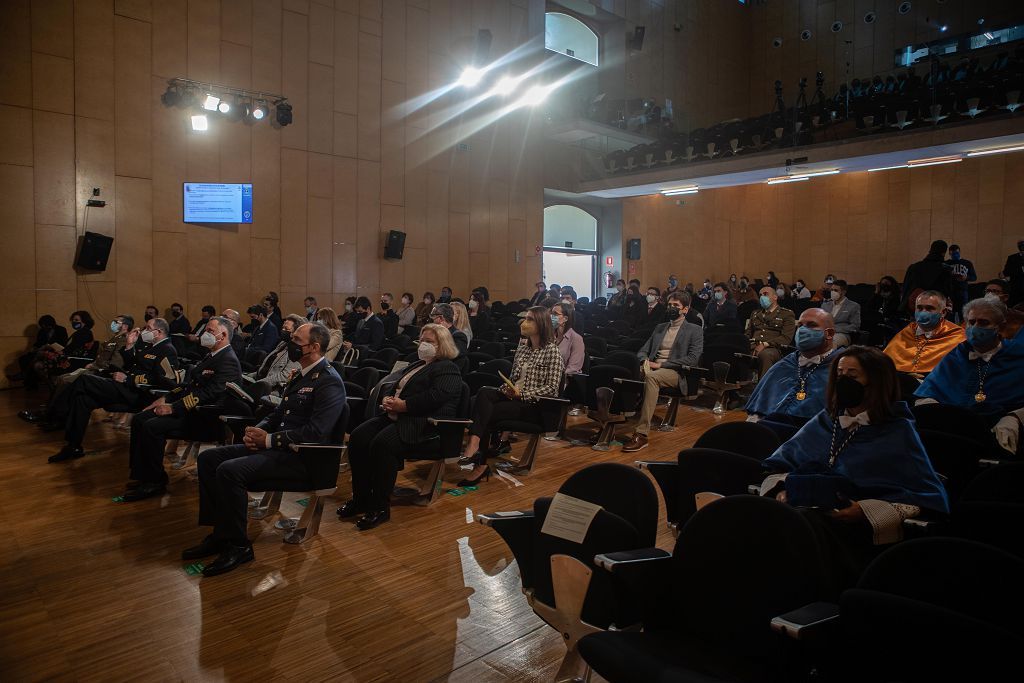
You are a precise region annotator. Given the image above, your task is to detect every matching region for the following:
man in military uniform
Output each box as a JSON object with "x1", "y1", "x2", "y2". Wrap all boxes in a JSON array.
[
  {"x1": 19, "y1": 313, "x2": 133, "y2": 426},
  {"x1": 749, "y1": 285, "x2": 796, "y2": 376},
  {"x1": 121, "y1": 317, "x2": 242, "y2": 501},
  {"x1": 47, "y1": 317, "x2": 179, "y2": 463},
  {"x1": 182, "y1": 322, "x2": 346, "y2": 577}
]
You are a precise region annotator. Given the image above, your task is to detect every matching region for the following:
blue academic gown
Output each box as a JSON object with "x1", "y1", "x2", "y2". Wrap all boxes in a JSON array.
[
  {"x1": 915, "y1": 338, "x2": 1024, "y2": 422},
  {"x1": 765, "y1": 402, "x2": 949, "y2": 514},
  {"x1": 745, "y1": 350, "x2": 839, "y2": 420}
]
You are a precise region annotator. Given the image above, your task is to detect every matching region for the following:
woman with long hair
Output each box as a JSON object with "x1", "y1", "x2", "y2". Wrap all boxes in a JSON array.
[
  {"x1": 450, "y1": 301, "x2": 473, "y2": 344},
  {"x1": 314, "y1": 307, "x2": 344, "y2": 361}
]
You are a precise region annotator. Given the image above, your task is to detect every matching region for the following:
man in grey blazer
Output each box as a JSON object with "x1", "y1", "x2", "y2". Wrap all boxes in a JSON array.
[
  {"x1": 821, "y1": 279, "x2": 861, "y2": 347},
  {"x1": 624, "y1": 292, "x2": 704, "y2": 452}
]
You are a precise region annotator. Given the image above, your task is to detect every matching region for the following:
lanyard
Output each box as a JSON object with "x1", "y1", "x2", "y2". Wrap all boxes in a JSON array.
[{"x1": 827, "y1": 417, "x2": 857, "y2": 468}]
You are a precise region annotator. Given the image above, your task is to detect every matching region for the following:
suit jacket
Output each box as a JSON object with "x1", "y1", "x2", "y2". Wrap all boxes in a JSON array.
[
  {"x1": 822, "y1": 298, "x2": 862, "y2": 335},
  {"x1": 381, "y1": 310, "x2": 399, "y2": 339},
  {"x1": 169, "y1": 315, "x2": 191, "y2": 336},
  {"x1": 704, "y1": 299, "x2": 738, "y2": 328},
  {"x1": 637, "y1": 320, "x2": 704, "y2": 394},
  {"x1": 382, "y1": 359, "x2": 462, "y2": 444},
  {"x1": 168, "y1": 345, "x2": 242, "y2": 416},
  {"x1": 248, "y1": 319, "x2": 279, "y2": 354},
  {"x1": 190, "y1": 318, "x2": 210, "y2": 336},
  {"x1": 258, "y1": 358, "x2": 346, "y2": 450},
  {"x1": 352, "y1": 314, "x2": 385, "y2": 350},
  {"x1": 122, "y1": 337, "x2": 178, "y2": 391},
  {"x1": 1005, "y1": 252, "x2": 1024, "y2": 302}
]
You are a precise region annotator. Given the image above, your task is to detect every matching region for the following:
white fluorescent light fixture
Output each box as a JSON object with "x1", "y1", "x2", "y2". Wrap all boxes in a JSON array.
[
  {"x1": 456, "y1": 67, "x2": 485, "y2": 88},
  {"x1": 907, "y1": 155, "x2": 962, "y2": 168},
  {"x1": 518, "y1": 84, "x2": 556, "y2": 107},
  {"x1": 661, "y1": 186, "x2": 699, "y2": 196},
  {"x1": 766, "y1": 176, "x2": 810, "y2": 184},
  {"x1": 799, "y1": 169, "x2": 841, "y2": 178},
  {"x1": 967, "y1": 144, "x2": 1024, "y2": 157},
  {"x1": 868, "y1": 164, "x2": 908, "y2": 172},
  {"x1": 201, "y1": 94, "x2": 220, "y2": 111},
  {"x1": 190, "y1": 114, "x2": 209, "y2": 131}
]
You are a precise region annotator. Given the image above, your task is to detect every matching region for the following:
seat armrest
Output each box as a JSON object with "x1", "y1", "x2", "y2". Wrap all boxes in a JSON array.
[
  {"x1": 291, "y1": 443, "x2": 347, "y2": 453},
  {"x1": 219, "y1": 415, "x2": 260, "y2": 425},
  {"x1": 427, "y1": 417, "x2": 473, "y2": 425},
  {"x1": 478, "y1": 510, "x2": 534, "y2": 526},
  {"x1": 478, "y1": 511, "x2": 535, "y2": 566},
  {"x1": 537, "y1": 395, "x2": 570, "y2": 403},
  {"x1": 978, "y1": 458, "x2": 1002, "y2": 468},
  {"x1": 612, "y1": 377, "x2": 646, "y2": 386},
  {"x1": 594, "y1": 548, "x2": 672, "y2": 573},
  {"x1": 148, "y1": 388, "x2": 171, "y2": 395},
  {"x1": 66, "y1": 356, "x2": 93, "y2": 361},
  {"x1": 771, "y1": 602, "x2": 840, "y2": 640}
]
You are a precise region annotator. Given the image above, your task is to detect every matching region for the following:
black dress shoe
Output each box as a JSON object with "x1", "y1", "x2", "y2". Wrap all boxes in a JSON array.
[
  {"x1": 336, "y1": 499, "x2": 367, "y2": 519},
  {"x1": 356, "y1": 508, "x2": 391, "y2": 531},
  {"x1": 120, "y1": 482, "x2": 167, "y2": 502},
  {"x1": 48, "y1": 446, "x2": 84, "y2": 463},
  {"x1": 182, "y1": 535, "x2": 224, "y2": 561},
  {"x1": 18, "y1": 410, "x2": 46, "y2": 423},
  {"x1": 202, "y1": 544, "x2": 254, "y2": 577}
]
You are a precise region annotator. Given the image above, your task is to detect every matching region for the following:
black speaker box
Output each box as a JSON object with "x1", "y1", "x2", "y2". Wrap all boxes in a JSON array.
[
  {"x1": 627, "y1": 238, "x2": 641, "y2": 260},
  {"x1": 384, "y1": 230, "x2": 406, "y2": 259},
  {"x1": 630, "y1": 26, "x2": 646, "y2": 51},
  {"x1": 75, "y1": 231, "x2": 114, "y2": 271}
]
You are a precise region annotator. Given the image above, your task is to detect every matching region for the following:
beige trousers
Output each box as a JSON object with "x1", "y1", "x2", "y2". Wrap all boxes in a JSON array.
[{"x1": 636, "y1": 368, "x2": 680, "y2": 435}]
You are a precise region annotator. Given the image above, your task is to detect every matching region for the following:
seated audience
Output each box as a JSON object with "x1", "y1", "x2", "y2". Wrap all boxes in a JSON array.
[
  {"x1": 415, "y1": 292, "x2": 435, "y2": 326},
  {"x1": 761, "y1": 346, "x2": 949, "y2": 592},
  {"x1": 123, "y1": 317, "x2": 241, "y2": 502},
  {"x1": 458, "y1": 307, "x2": 565, "y2": 484},
  {"x1": 427, "y1": 303, "x2": 468, "y2": 359},
  {"x1": 883, "y1": 291, "x2": 965, "y2": 375},
  {"x1": 338, "y1": 324, "x2": 462, "y2": 531},
  {"x1": 696, "y1": 279, "x2": 713, "y2": 303},
  {"x1": 704, "y1": 282, "x2": 738, "y2": 329},
  {"x1": 437, "y1": 286, "x2": 453, "y2": 304},
  {"x1": 901, "y1": 240, "x2": 953, "y2": 312},
  {"x1": 168, "y1": 303, "x2": 191, "y2": 336},
  {"x1": 468, "y1": 291, "x2": 490, "y2": 337},
  {"x1": 528, "y1": 281, "x2": 548, "y2": 307},
  {"x1": 184, "y1": 323, "x2": 344, "y2": 576},
  {"x1": 915, "y1": 298, "x2": 1024, "y2": 455},
  {"x1": 395, "y1": 292, "x2": 416, "y2": 334},
  {"x1": 31, "y1": 311, "x2": 97, "y2": 387},
  {"x1": 314, "y1": 307, "x2": 344, "y2": 361},
  {"x1": 665, "y1": 274, "x2": 680, "y2": 296},
  {"x1": 983, "y1": 279, "x2": 1024, "y2": 339},
  {"x1": 623, "y1": 284, "x2": 647, "y2": 327},
  {"x1": 221, "y1": 308, "x2": 245, "y2": 357},
  {"x1": 341, "y1": 296, "x2": 359, "y2": 337},
  {"x1": 244, "y1": 304, "x2": 279, "y2": 365},
  {"x1": 746, "y1": 308, "x2": 839, "y2": 424},
  {"x1": 606, "y1": 279, "x2": 628, "y2": 318},
  {"x1": 13, "y1": 315, "x2": 68, "y2": 388},
  {"x1": 749, "y1": 285, "x2": 796, "y2": 375},
  {"x1": 304, "y1": 296, "x2": 319, "y2": 322},
  {"x1": 241, "y1": 314, "x2": 303, "y2": 399},
  {"x1": 733, "y1": 276, "x2": 757, "y2": 304},
  {"x1": 144, "y1": 305, "x2": 159, "y2": 322},
  {"x1": 379, "y1": 293, "x2": 399, "y2": 339},
  {"x1": 342, "y1": 297, "x2": 385, "y2": 352},
  {"x1": 451, "y1": 301, "x2": 473, "y2": 345},
  {"x1": 186, "y1": 306, "x2": 216, "y2": 346},
  {"x1": 1002, "y1": 239, "x2": 1024, "y2": 305},
  {"x1": 810, "y1": 275, "x2": 835, "y2": 303},
  {"x1": 551, "y1": 302, "x2": 585, "y2": 375},
  {"x1": 560, "y1": 289, "x2": 586, "y2": 334},
  {"x1": 793, "y1": 279, "x2": 811, "y2": 300},
  {"x1": 822, "y1": 279, "x2": 862, "y2": 347},
  {"x1": 47, "y1": 317, "x2": 178, "y2": 462},
  {"x1": 623, "y1": 292, "x2": 703, "y2": 452},
  {"x1": 262, "y1": 291, "x2": 283, "y2": 329},
  {"x1": 642, "y1": 286, "x2": 665, "y2": 331}
]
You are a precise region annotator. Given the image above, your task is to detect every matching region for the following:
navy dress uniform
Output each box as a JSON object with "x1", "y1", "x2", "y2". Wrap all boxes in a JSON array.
[
  {"x1": 194, "y1": 357, "x2": 346, "y2": 548},
  {"x1": 125, "y1": 345, "x2": 242, "y2": 497},
  {"x1": 52, "y1": 338, "x2": 179, "y2": 460}
]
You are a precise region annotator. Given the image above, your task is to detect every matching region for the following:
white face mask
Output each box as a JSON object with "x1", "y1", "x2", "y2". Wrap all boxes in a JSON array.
[
  {"x1": 140, "y1": 329, "x2": 155, "y2": 344},
  {"x1": 776, "y1": 288, "x2": 785, "y2": 297},
  {"x1": 984, "y1": 292, "x2": 1001, "y2": 303},
  {"x1": 830, "y1": 290, "x2": 841, "y2": 301},
  {"x1": 646, "y1": 294, "x2": 657, "y2": 304},
  {"x1": 423, "y1": 298, "x2": 431, "y2": 305},
  {"x1": 417, "y1": 341, "x2": 437, "y2": 361},
  {"x1": 468, "y1": 300, "x2": 478, "y2": 310},
  {"x1": 616, "y1": 285, "x2": 624, "y2": 292},
  {"x1": 200, "y1": 331, "x2": 217, "y2": 348},
  {"x1": 345, "y1": 304, "x2": 353, "y2": 312}
]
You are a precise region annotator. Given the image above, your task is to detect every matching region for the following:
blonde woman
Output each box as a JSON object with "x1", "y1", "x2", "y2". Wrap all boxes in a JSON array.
[
  {"x1": 451, "y1": 301, "x2": 473, "y2": 344},
  {"x1": 315, "y1": 307, "x2": 344, "y2": 361}
]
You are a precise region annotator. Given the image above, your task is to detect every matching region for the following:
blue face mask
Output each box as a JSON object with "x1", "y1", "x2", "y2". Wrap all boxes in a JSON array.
[
  {"x1": 795, "y1": 326, "x2": 825, "y2": 351},
  {"x1": 110, "y1": 321, "x2": 121, "y2": 333},
  {"x1": 967, "y1": 325, "x2": 998, "y2": 347},
  {"x1": 914, "y1": 311, "x2": 942, "y2": 329},
  {"x1": 759, "y1": 295, "x2": 772, "y2": 309},
  {"x1": 950, "y1": 251, "x2": 960, "y2": 261},
  {"x1": 550, "y1": 314, "x2": 560, "y2": 328}
]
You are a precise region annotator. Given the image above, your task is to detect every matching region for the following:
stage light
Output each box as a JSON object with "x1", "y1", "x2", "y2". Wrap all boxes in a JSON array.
[
  {"x1": 217, "y1": 100, "x2": 231, "y2": 114},
  {"x1": 940, "y1": 25, "x2": 948, "y2": 32},
  {"x1": 907, "y1": 155, "x2": 962, "y2": 168},
  {"x1": 457, "y1": 67, "x2": 484, "y2": 88},
  {"x1": 766, "y1": 176, "x2": 809, "y2": 185},
  {"x1": 518, "y1": 84, "x2": 555, "y2": 107},
  {"x1": 250, "y1": 101, "x2": 268, "y2": 120},
  {"x1": 202, "y1": 94, "x2": 220, "y2": 111},
  {"x1": 661, "y1": 186, "x2": 699, "y2": 196},
  {"x1": 160, "y1": 85, "x2": 180, "y2": 107},
  {"x1": 191, "y1": 115, "x2": 209, "y2": 131},
  {"x1": 967, "y1": 144, "x2": 1024, "y2": 157},
  {"x1": 276, "y1": 100, "x2": 293, "y2": 126}
]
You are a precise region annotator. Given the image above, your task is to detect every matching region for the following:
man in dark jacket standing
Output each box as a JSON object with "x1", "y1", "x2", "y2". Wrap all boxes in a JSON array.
[{"x1": 901, "y1": 240, "x2": 953, "y2": 312}]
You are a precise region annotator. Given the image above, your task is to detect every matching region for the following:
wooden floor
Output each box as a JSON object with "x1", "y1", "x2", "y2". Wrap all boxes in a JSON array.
[{"x1": 0, "y1": 388, "x2": 743, "y2": 682}]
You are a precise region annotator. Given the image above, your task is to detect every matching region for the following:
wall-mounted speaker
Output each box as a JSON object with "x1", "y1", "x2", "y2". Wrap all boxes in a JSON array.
[
  {"x1": 384, "y1": 230, "x2": 406, "y2": 260},
  {"x1": 627, "y1": 238, "x2": 641, "y2": 260},
  {"x1": 75, "y1": 231, "x2": 114, "y2": 271}
]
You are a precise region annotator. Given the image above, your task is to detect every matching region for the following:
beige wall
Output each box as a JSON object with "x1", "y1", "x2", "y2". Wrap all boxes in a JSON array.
[
  {"x1": 746, "y1": 0, "x2": 1022, "y2": 118},
  {"x1": 0, "y1": 0, "x2": 547, "y2": 383},
  {"x1": 621, "y1": 153, "x2": 1024, "y2": 290}
]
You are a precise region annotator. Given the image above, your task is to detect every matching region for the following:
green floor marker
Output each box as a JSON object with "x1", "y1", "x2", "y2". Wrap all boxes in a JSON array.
[
  {"x1": 184, "y1": 563, "x2": 204, "y2": 576},
  {"x1": 446, "y1": 488, "x2": 465, "y2": 496},
  {"x1": 111, "y1": 496, "x2": 125, "y2": 503},
  {"x1": 296, "y1": 498, "x2": 309, "y2": 507},
  {"x1": 463, "y1": 486, "x2": 478, "y2": 492}
]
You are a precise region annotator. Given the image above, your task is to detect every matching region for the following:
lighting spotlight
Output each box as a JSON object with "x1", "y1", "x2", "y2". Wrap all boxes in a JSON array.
[
  {"x1": 276, "y1": 100, "x2": 293, "y2": 126},
  {"x1": 217, "y1": 100, "x2": 231, "y2": 114},
  {"x1": 518, "y1": 84, "x2": 554, "y2": 107},
  {"x1": 457, "y1": 67, "x2": 484, "y2": 88},
  {"x1": 161, "y1": 85, "x2": 181, "y2": 107},
  {"x1": 191, "y1": 114, "x2": 209, "y2": 131},
  {"x1": 251, "y1": 101, "x2": 268, "y2": 121},
  {"x1": 202, "y1": 94, "x2": 220, "y2": 111},
  {"x1": 940, "y1": 25, "x2": 948, "y2": 32}
]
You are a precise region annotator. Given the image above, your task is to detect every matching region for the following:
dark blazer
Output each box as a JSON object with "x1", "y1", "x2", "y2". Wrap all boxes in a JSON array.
[
  {"x1": 248, "y1": 319, "x2": 280, "y2": 354},
  {"x1": 704, "y1": 299, "x2": 738, "y2": 328},
  {"x1": 168, "y1": 345, "x2": 242, "y2": 416},
  {"x1": 259, "y1": 358, "x2": 346, "y2": 450},
  {"x1": 190, "y1": 317, "x2": 210, "y2": 336},
  {"x1": 1004, "y1": 251, "x2": 1024, "y2": 304},
  {"x1": 637, "y1": 320, "x2": 704, "y2": 394},
  {"x1": 383, "y1": 359, "x2": 462, "y2": 444},
  {"x1": 451, "y1": 328, "x2": 469, "y2": 356},
  {"x1": 123, "y1": 337, "x2": 179, "y2": 391},
  {"x1": 169, "y1": 315, "x2": 191, "y2": 336},
  {"x1": 528, "y1": 291, "x2": 547, "y2": 307},
  {"x1": 643, "y1": 303, "x2": 666, "y2": 331},
  {"x1": 352, "y1": 314, "x2": 385, "y2": 350},
  {"x1": 381, "y1": 309, "x2": 399, "y2": 339},
  {"x1": 469, "y1": 309, "x2": 491, "y2": 336},
  {"x1": 901, "y1": 255, "x2": 953, "y2": 310},
  {"x1": 64, "y1": 327, "x2": 95, "y2": 357}
]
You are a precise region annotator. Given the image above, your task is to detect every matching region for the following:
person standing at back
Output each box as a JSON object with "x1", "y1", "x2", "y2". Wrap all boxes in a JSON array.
[
  {"x1": 945, "y1": 244, "x2": 977, "y2": 322},
  {"x1": 901, "y1": 240, "x2": 953, "y2": 312},
  {"x1": 1001, "y1": 239, "x2": 1024, "y2": 306}
]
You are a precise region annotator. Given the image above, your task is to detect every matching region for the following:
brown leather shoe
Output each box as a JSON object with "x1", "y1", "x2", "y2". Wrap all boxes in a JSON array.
[{"x1": 622, "y1": 433, "x2": 649, "y2": 452}]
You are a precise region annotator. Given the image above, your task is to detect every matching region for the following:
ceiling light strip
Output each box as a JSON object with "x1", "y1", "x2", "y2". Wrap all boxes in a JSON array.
[
  {"x1": 661, "y1": 186, "x2": 699, "y2": 195},
  {"x1": 766, "y1": 176, "x2": 810, "y2": 185},
  {"x1": 906, "y1": 155, "x2": 963, "y2": 168},
  {"x1": 966, "y1": 144, "x2": 1024, "y2": 157}
]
